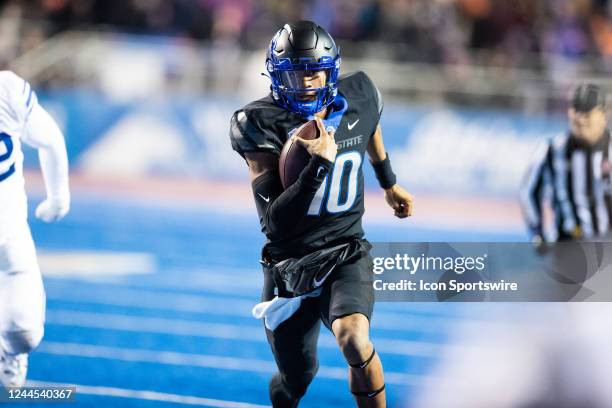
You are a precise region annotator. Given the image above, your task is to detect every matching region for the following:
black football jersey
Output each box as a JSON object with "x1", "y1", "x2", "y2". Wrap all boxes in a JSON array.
[{"x1": 230, "y1": 71, "x2": 383, "y2": 259}]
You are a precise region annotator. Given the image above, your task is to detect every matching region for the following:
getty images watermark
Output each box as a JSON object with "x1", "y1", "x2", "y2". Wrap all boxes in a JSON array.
[
  {"x1": 370, "y1": 242, "x2": 612, "y2": 302},
  {"x1": 373, "y1": 252, "x2": 518, "y2": 293}
]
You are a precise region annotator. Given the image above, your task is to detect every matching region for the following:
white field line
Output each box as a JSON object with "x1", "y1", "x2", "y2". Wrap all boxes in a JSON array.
[
  {"x1": 38, "y1": 251, "x2": 157, "y2": 277},
  {"x1": 26, "y1": 379, "x2": 270, "y2": 408},
  {"x1": 35, "y1": 342, "x2": 426, "y2": 386}
]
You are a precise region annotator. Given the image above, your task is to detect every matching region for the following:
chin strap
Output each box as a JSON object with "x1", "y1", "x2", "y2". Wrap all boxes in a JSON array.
[{"x1": 348, "y1": 348, "x2": 386, "y2": 398}]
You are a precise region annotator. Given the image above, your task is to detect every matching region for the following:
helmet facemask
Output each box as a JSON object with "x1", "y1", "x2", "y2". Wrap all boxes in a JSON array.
[{"x1": 268, "y1": 57, "x2": 340, "y2": 117}]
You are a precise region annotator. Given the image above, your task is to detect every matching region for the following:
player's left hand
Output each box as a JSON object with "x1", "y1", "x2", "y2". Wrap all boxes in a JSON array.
[
  {"x1": 384, "y1": 184, "x2": 413, "y2": 219},
  {"x1": 35, "y1": 198, "x2": 70, "y2": 223}
]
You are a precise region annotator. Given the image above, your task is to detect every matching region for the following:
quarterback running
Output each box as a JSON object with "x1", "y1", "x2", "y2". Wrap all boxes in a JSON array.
[
  {"x1": 0, "y1": 71, "x2": 70, "y2": 388},
  {"x1": 230, "y1": 21, "x2": 413, "y2": 407}
]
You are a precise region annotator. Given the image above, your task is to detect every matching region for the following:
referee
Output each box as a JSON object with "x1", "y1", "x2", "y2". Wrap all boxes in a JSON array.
[{"x1": 520, "y1": 84, "x2": 611, "y2": 246}]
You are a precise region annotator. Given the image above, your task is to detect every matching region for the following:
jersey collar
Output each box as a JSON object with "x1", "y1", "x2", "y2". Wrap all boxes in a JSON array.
[{"x1": 308, "y1": 94, "x2": 348, "y2": 134}]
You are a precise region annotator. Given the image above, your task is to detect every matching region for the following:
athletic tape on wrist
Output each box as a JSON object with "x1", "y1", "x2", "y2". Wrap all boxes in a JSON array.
[{"x1": 372, "y1": 153, "x2": 396, "y2": 189}]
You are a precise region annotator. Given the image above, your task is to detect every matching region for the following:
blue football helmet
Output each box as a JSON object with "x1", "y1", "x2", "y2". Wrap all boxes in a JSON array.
[{"x1": 266, "y1": 21, "x2": 341, "y2": 117}]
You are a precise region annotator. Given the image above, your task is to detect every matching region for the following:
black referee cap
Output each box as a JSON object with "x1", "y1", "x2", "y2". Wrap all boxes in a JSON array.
[{"x1": 572, "y1": 84, "x2": 606, "y2": 112}]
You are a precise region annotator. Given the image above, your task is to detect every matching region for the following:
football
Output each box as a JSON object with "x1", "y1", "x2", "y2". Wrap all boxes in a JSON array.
[{"x1": 279, "y1": 120, "x2": 320, "y2": 189}]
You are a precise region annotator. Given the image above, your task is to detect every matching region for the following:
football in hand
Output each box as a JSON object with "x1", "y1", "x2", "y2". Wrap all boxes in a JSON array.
[{"x1": 279, "y1": 120, "x2": 319, "y2": 189}]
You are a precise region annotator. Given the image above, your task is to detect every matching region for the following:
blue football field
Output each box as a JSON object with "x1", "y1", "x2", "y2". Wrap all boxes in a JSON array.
[{"x1": 13, "y1": 192, "x2": 522, "y2": 408}]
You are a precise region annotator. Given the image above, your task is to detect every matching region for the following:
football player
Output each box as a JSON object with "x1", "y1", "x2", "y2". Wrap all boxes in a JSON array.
[
  {"x1": 0, "y1": 71, "x2": 70, "y2": 387},
  {"x1": 230, "y1": 21, "x2": 413, "y2": 407}
]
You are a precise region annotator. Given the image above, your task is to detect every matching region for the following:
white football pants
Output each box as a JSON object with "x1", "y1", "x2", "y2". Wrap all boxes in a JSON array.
[{"x1": 0, "y1": 221, "x2": 45, "y2": 355}]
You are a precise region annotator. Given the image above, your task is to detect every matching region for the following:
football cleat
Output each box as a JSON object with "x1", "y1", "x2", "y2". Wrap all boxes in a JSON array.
[{"x1": 0, "y1": 350, "x2": 28, "y2": 388}]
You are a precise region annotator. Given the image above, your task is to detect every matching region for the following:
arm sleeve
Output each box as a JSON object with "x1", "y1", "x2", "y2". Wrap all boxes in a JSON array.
[
  {"x1": 21, "y1": 103, "x2": 70, "y2": 202},
  {"x1": 519, "y1": 141, "x2": 551, "y2": 238},
  {"x1": 252, "y1": 154, "x2": 333, "y2": 237}
]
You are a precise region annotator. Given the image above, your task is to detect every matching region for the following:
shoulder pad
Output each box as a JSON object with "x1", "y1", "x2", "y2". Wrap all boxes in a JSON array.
[
  {"x1": 0, "y1": 70, "x2": 37, "y2": 131},
  {"x1": 229, "y1": 98, "x2": 287, "y2": 158},
  {"x1": 338, "y1": 71, "x2": 383, "y2": 116}
]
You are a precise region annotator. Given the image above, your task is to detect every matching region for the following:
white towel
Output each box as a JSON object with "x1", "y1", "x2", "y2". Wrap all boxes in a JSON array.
[{"x1": 252, "y1": 288, "x2": 322, "y2": 331}]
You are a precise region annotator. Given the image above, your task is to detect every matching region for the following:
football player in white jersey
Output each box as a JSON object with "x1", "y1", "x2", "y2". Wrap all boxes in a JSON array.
[{"x1": 0, "y1": 71, "x2": 70, "y2": 388}]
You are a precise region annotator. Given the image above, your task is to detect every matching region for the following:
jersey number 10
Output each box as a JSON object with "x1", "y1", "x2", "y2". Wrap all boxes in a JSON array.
[
  {"x1": 308, "y1": 151, "x2": 362, "y2": 215},
  {"x1": 0, "y1": 133, "x2": 16, "y2": 182}
]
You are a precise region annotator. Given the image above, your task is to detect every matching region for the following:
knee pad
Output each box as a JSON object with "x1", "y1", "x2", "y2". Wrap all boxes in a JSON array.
[
  {"x1": 269, "y1": 373, "x2": 300, "y2": 408},
  {"x1": 1, "y1": 326, "x2": 44, "y2": 355}
]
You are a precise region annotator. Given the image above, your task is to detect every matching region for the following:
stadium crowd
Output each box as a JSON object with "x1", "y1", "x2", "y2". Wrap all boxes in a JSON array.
[{"x1": 2, "y1": 0, "x2": 612, "y2": 68}]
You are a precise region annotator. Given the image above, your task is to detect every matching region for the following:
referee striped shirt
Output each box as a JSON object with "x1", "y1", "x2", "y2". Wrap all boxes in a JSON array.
[{"x1": 520, "y1": 130, "x2": 612, "y2": 241}]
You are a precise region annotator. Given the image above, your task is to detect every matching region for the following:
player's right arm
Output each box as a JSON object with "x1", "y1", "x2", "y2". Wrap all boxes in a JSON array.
[
  {"x1": 234, "y1": 113, "x2": 334, "y2": 237},
  {"x1": 244, "y1": 117, "x2": 336, "y2": 180},
  {"x1": 519, "y1": 140, "x2": 551, "y2": 246},
  {"x1": 21, "y1": 96, "x2": 70, "y2": 222}
]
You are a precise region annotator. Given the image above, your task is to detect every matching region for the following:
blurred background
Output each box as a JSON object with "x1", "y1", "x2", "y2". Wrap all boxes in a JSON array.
[{"x1": 2, "y1": 0, "x2": 612, "y2": 407}]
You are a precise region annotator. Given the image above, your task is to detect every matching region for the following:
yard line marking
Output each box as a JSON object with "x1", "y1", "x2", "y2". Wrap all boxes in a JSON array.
[
  {"x1": 35, "y1": 342, "x2": 426, "y2": 386},
  {"x1": 45, "y1": 310, "x2": 451, "y2": 358},
  {"x1": 26, "y1": 379, "x2": 270, "y2": 408},
  {"x1": 39, "y1": 251, "x2": 156, "y2": 277}
]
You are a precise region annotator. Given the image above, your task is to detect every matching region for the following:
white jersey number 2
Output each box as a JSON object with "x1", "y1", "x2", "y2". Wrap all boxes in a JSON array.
[
  {"x1": 307, "y1": 151, "x2": 362, "y2": 215},
  {"x1": 0, "y1": 132, "x2": 15, "y2": 182}
]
